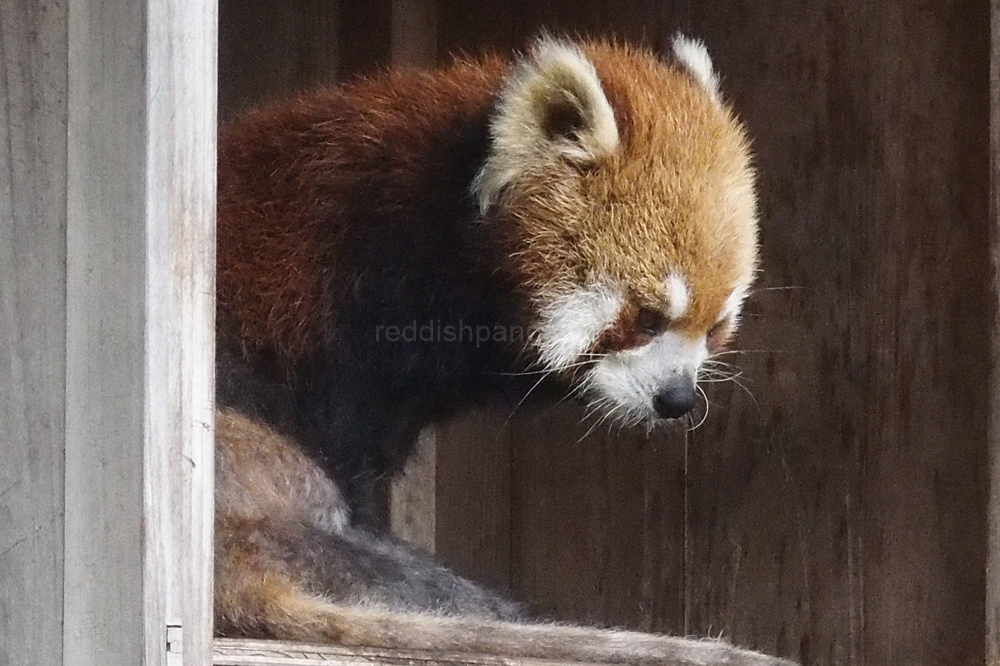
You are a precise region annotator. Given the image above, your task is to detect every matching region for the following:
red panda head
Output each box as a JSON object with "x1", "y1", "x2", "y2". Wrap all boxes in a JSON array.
[{"x1": 474, "y1": 36, "x2": 758, "y2": 424}]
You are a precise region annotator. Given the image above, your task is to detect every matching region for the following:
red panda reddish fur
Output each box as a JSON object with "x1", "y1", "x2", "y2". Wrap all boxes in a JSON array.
[
  {"x1": 216, "y1": 38, "x2": 757, "y2": 519},
  {"x1": 218, "y1": 57, "x2": 508, "y2": 363}
]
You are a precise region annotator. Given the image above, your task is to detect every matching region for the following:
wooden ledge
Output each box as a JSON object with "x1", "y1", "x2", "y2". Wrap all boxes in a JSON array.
[
  {"x1": 214, "y1": 638, "x2": 609, "y2": 665},
  {"x1": 213, "y1": 638, "x2": 794, "y2": 666}
]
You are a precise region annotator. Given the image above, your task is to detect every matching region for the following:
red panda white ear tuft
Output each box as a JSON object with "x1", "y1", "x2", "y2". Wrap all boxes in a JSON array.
[
  {"x1": 473, "y1": 39, "x2": 619, "y2": 213},
  {"x1": 671, "y1": 34, "x2": 721, "y2": 103}
]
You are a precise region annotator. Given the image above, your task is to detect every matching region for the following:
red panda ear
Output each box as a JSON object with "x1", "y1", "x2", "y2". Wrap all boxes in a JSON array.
[
  {"x1": 472, "y1": 39, "x2": 619, "y2": 212},
  {"x1": 671, "y1": 34, "x2": 721, "y2": 104}
]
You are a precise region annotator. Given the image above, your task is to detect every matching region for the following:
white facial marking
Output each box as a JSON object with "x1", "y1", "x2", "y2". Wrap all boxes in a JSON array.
[
  {"x1": 720, "y1": 285, "x2": 749, "y2": 326},
  {"x1": 671, "y1": 34, "x2": 720, "y2": 103},
  {"x1": 664, "y1": 273, "x2": 690, "y2": 321},
  {"x1": 590, "y1": 331, "x2": 708, "y2": 422},
  {"x1": 535, "y1": 283, "x2": 625, "y2": 370}
]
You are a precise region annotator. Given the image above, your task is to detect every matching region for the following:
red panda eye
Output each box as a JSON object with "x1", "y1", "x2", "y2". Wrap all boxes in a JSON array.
[
  {"x1": 707, "y1": 320, "x2": 728, "y2": 340},
  {"x1": 636, "y1": 307, "x2": 667, "y2": 337}
]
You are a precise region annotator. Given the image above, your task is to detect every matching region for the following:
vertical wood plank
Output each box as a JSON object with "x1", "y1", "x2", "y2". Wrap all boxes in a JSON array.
[
  {"x1": 387, "y1": 0, "x2": 439, "y2": 554},
  {"x1": 505, "y1": 405, "x2": 684, "y2": 627},
  {"x1": 990, "y1": 0, "x2": 1000, "y2": 662},
  {"x1": 0, "y1": 3, "x2": 68, "y2": 665},
  {"x1": 435, "y1": 411, "x2": 514, "y2": 595},
  {"x1": 683, "y1": 1, "x2": 989, "y2": 663},
  {"x1": 434, "y1": 0, "x2": 515, "y2": 57},
  {"x1": 391, "y1": 429, "x2": 438, "y2": 554},
  {"x1": 338, "y1": 0, "x2": 392, "y2": 78},
  {"x1": 392, "y1": 0, "x2": 438, "y2": 67},
  {"x1": 64, "y1": 0, "x2": 147, "y2": 659},
  {"x1": 639, "y1": 431, "x2": 687, "y2": 635},
  {"x1": 218, "y1": 0, "x2": 340, "y2": 119},
  {"x1": 146, "y1": 0, "x2": 217, "y2": 663},
  {"x1": 64, "y1": 0, "x2": 216, "y2": 664}
]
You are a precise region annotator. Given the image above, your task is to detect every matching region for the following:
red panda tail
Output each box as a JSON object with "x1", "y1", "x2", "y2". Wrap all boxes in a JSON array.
[{"x1": 215, "y1": 527, "x2": 792, "y2": 666}]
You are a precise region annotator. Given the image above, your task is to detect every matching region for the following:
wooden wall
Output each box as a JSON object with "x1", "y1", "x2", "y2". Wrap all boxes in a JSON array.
[
  {"x1": 2, "y1": 1, "x2": 217, "y2": 664},
  {"x1": 0, "y1": 3, "x2": 69, "y2": 664},
  {"x1": 217, "y1": 1, "x2": 992, "y2": 664},
  {"x1": 990, "y1": 1, "x2": 1000, "y2": 663}
]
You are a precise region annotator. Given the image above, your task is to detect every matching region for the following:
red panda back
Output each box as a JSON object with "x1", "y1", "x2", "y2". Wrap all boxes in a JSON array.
[{"x1": 217, "y1": 58, "x2": 508, "y2": 363}]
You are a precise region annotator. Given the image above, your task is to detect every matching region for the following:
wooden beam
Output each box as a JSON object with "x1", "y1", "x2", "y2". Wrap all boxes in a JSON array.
[
  {"x1": 215, "y1": 638, "x2": 604, "y2": 666},
  {"x1": 213, "y1": 638, "x2": 793, "y2": 666},
  {"x1": 63, "y1": 0, "x2": 216, "y2": 664},
  {"x1": 0, "y1": 3, "x2": 69, "y2": 665}
]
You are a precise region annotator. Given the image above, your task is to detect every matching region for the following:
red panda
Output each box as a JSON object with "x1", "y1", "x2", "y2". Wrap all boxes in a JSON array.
[
  {"x1": 217, "y1": 35, "x2": 757, "y2": 520},
  {"x1": 215, "y1": 34, "x2": 772, "y2": 662}
]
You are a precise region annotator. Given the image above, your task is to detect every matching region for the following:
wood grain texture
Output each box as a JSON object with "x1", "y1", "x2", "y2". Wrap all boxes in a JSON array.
[
  {"x1": 685, "y1": 3, "x2": 989, "y2": 663},
  {"x1": 990, "y1": 0, "x2": 1000, "y2": 662},
  {"x1": 214, "y1": 638, "x2": 616, "y2": 666},
  {"x1": 145, "y1": 0, "x2": 218, "y2": 663},
  {"x1": 213, "y1": 638, "x2": 792, "y2": 666},
  {"x1": 64, "y1": 0, "x2": 216, "y2": 664},
  {"x1": 219, "y1": 0, "x2": 340, "y2": 119},
  {"x1": 0, "y1": 3, "x2": 68, "y2": 665},
  {"x1": 390, "y1": 428, "x2": 438, "y2": 554},
  {"x1": 392, "y1": 0, "x2": 438, "y2": 67},
  {"x1": 435, "y1": 411, "x2": 514, "y2": 596},
  {"x1": 64, "y1": 0, "x2": 147, "y2": 661},
  {"x1": 338, "y1": 0, "x2": 392, "y2": 79},
  {"x1": 500, "y1": 410, "x2": 693, "y2": 634}
]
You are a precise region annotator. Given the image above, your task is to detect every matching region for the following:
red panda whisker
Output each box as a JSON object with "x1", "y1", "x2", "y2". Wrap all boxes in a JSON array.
[
  {"x1": 729, "y1": 377, "x2": 760, "y2": 410},
  {"x1": 497, "y1": 369, "x2": 560, "y2": 433},
  {"x1": 702, "y1": 357, "x2": 740, "y2": 369},
  {"x1": 581, "y1": 395, "x2": 612, "y2": 423},
  {"x1": 699, "y1": 367, "x2": 744, "y2": 382},
  {"x1": 686, "y1": 384, "x2": 711, "y2": 432},
  {"x1": 563, "y1": 378, "x2": 597, "y2": 405},
  {"x1": 498, "y1": 358, "x2": 600, "y2": 376},
  {"x1": 749, "y1": 285, "x2": 805, "y2": 293},
  {"x1": 579, "y1": 393, "x2": 621, "y2": 433},
  {"x1": 710, "y1": 349, "x2": 786, "y2": 357},
  {"x1": 577, "y1": 409, "x2": 610, "y2": 442},
  {"x1": 699, "y1": 368, "x2": 737, "y2": 378},
  {"x1": 551, "y1": 380, "x2": 591, "y2": 410}
]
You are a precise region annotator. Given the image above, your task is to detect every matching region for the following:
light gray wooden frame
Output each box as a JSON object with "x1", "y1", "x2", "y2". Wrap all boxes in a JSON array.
[{"x1": 2, "y1": 0, "x2": 217, "y2": 664}]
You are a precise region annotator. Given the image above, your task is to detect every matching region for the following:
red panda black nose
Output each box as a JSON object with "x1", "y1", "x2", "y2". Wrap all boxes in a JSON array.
[{"x1": 652, "y1": 384, "x2": 697, "y2": 419}]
